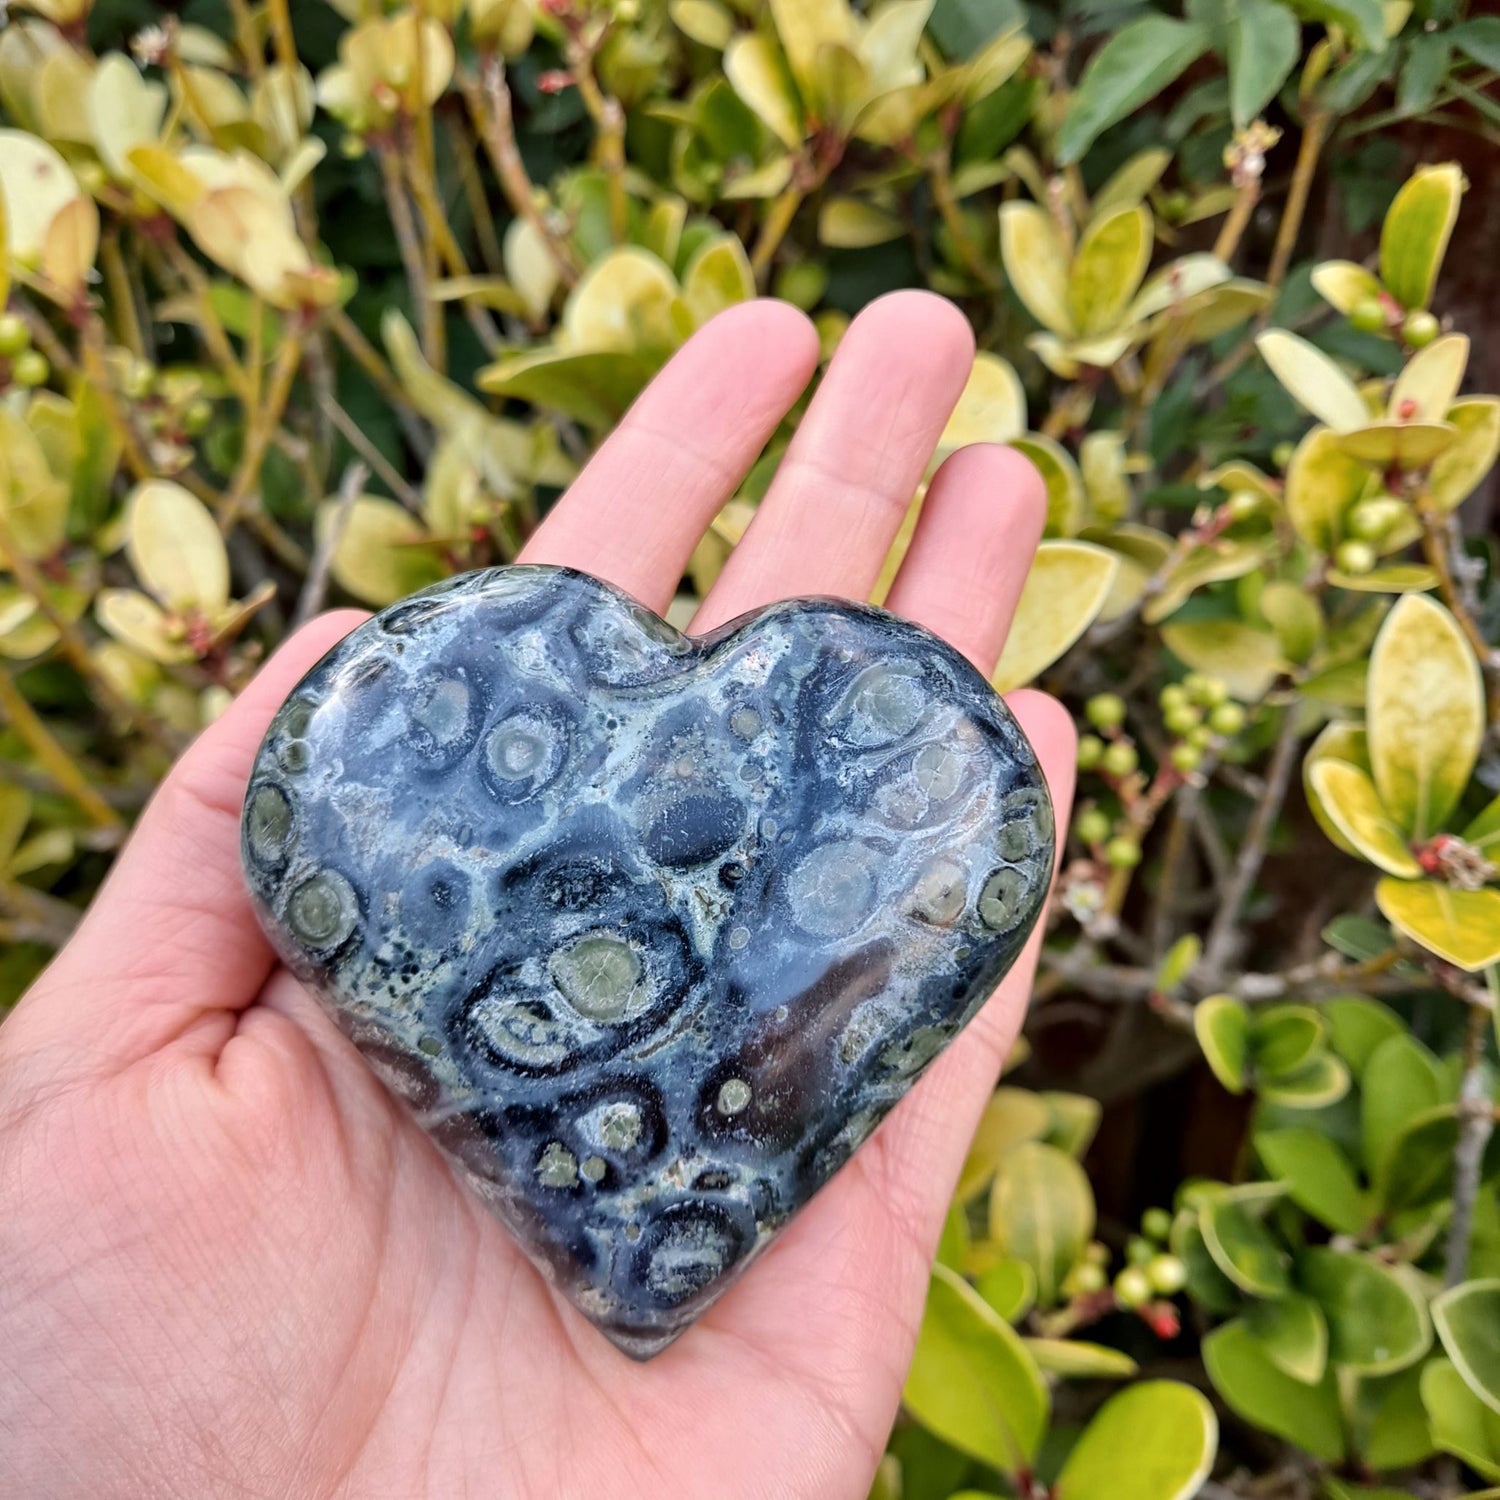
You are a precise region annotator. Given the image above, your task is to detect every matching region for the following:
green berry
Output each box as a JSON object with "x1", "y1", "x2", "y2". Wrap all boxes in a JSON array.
[
  {"x1": 1208, "y1": 702, "x2": 1245, "y2": 736},
  {"x1": 122, "y1": 359, "x2": 155, "y2": 400},
  {"x1": 182, "y1": 397, "x2": 214, "y2": 436},
  {"x1": 1066, "y1": 1262, "x2": 1108, "y2": 1297},
  {"x1": 1101, "y1": 741, "x2": 1139, "y2": 779},
  {"x1": 1225, "y1": 489, "x2": 1262, "y2": 522},
  {"x1": 1402, "y1": 308, "x2": 1439, "y2": 348},
  {"x1": 1085, "y1": 1241, "x2": 1111, "y2": 1267},
  {"x1": 1159, "y1": 683, "x2": 1188, "y2": 714},
  {"x1": 11, "y1": 349, "x2": 49, "y2": 388},
  {"x1": 1335, "y1": 539, "x2": 1377, "y2": 576},
  {"x1": 1159, "y1": 190, "x2": 1191, "y2": 223},
  {"x1": 1188, "y1": 724, "x2": 1215, "y2": 750},
  {"x1": 1114, "y1": 1266, "x2": 1152, "y2": 1308},
  {"x1": 1106, "y1": 836, "x2": 1141, "y2": 869},
  {"x1": 1164, "y1": 704, "x2": 1200, "y2": 737},
  {"x1": 0, "y1": 312, "x2": 30, "y2": 358},
  {"x1": 1141, "y1": 1207, "x2": 1173, "y2": 1242},
  {"x1": 1170, "y1": 742, "x2": 1202, "y2": 773},
  {"x1": 1075, "y1": 808, "x2": 1112, "y2": 846},
  {"x1": 1076, "y1": 734, "x2": 1104, "y2": 771},
  {"x1": 1348, "y1": 496, "x2": 1406, "y2": 541},
  {"x1": 1127, "y1": 1235, "x2": 1155, "y2": 1267},
  {"x1": 1271, "y1": 441, "x2": 1295, "y2": 470},
  {"x1": 1348, "y1": 297, "x2": 1386, "y2": 334},
  {"x1": 1147, "y1": 1253, "x2": 1188, "y2": 1296},
  {"x1": 1085, "y1": 692, "x2": 1127, "y2": 731},
  {"x1": 773, "y1": 261, "x2": 828, "y2": 312},
  {"x1": 1185, "y1": 673, "x2": 1228, "y2": 707}
]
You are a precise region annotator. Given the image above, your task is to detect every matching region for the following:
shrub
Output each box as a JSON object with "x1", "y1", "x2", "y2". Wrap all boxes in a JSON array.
[{"x1": 0, "y1": 0, "x2": 1497, "y2": 1494}]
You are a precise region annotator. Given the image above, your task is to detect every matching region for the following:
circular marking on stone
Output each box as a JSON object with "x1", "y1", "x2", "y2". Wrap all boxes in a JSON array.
[
  {"x1": 469, "y1": 995, "x2": 571, "y2": 1069},
  {"x1": 1003, "y1": 784, "x2": 1055, "y2": 843},
  {"x1": 728, "y1": 925, "x2": 750, "y2": 951},
  {"x1": 643, "y1": 792, "x2": 741, "y2": 869},
  {"x1": 245, "y1": 784, "x2": 294, "y2": 867},
  {"x1": 911, "y1": 856, "x2": 968, "y2": 926},
  {"x1": 912, "y1": 743, "x2": 962, "y2": 801},
  {"x1": 596, "y1": 1100, "x2": 642, "y2": 1151},
  {"x1": 536, "y1": 1141, "x2": 578, "y2": 1188},
  {"x1": 483, "y1": 705, "x2": 568, "y2": 799},
  {"x1": 580, "y1": 1155, "x2": 607, "y2": 1183},
  {"x1": 286, "y1": 869, "x2": 357, "y2": 950},
  {"x1": 786, "y1": 840, "x2": 879, "y2": 937},
  {"x1": 728, "y1": 706, "x2": 761, "y2": 740},
  {"x1": 641, "y1": 1208, "x2": 740, "y2": 1303},
  {"x1": 412, "y1": 674, "x2": 471, "y2": 746},
  {"x1": 549, "y1": 933, "x2": 647, "y2": 1023},
  {"x1": 399, "y1": 860, "x2": 472, "y2": 950},
  {"x1": 276, "y1": 738, "x2": 309, "y2": 774},
  {"x1": 835, "y1": 661, "x2": 925, "y2": 747},
  {"x1": 978, "y1": 866, "x2": 1030, "y2": 930},
  {"x1": 279, "y1": 698, "x2": 314, "y2": 738},
  {"x1": 996, "y1": 818, "x2": 1034, "y2": 862},
  {"x1": 716, "y1": 1078, "x2": 752, "y2": 1116}
]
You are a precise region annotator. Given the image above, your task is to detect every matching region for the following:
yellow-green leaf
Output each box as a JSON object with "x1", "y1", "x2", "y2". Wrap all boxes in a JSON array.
[
  {"x1": 1311, "y1": 259, "x2": 1384, "y2": 316},
  {"x1": 1326, "y1": 563, "x2": 1437, "y2": 593},
  {"x1": 1366, "y1": 593, "x2": 1483, "y2": 839},
  {"x1": 1380, "y1": 162, "x2": 1464, "y2": 311},
  {"x1": 0, "y1": 129, "x2": 81, "y2": 268},
  {"x1": 1432, "y1": 1280, "x2": 1500, "y2": 1415},
  {"x1": 1258, "y1": 579, "x2": 1322, "y2": 663},
  {"x1": 124, "y1": 479, "x2": 229, "y2": 613},
  {"x1": 1195, "y1": 994, "x2": 1250, "y2": 1093},
  {"x1": 770, "y1": 0, "x2": 853, "y2": 97},
  {"x1": 1054, "y1": 1382, "x2": 1217, "y2": 1500},
  {"x1": 1068, "y1": 204, "x2": 1151, "y2": 338},
  {"x1": 1284, "y1": 426, "x2": 1370, "y2": 551},
  {"x1": 990, "y1": 540, "x2": 1117, "y2": 692},
  {"x1": 502, "y1": 218, "x2": 560, "y2": 321},
  {"x1": 724, "y1": 34, "x2": 804, "y2": 147},
  {"x1": 562, "y1": 246, "x2": 682, "y2": 355},
  {"x1": 1390, "y1": 332, "x2": 1468, "y2": 421},
  {"x1": 1091, "y1": 147, "x2": 1172, "y2": 218},
  {"x1": 939, "y1": 352, "x2": 1026, "y2": 453},
  {"x1": 1304, "y1": 720, "x2": 1372, "y2": 857},
  {"x1": 956, "y1": 1086, "x2": 1052, "y2": 1201},
  {"x1": 680, "y1": 234, "x2": 754, "y2": 324},
  {"x1": 0, "y1": 782, "x2": 31, "y2": 868},
  {"x1": 95, "y1": 587, "x2": 193, "y2": 664},
  {"x1": 477, "y1": 347, "x2": 655, "y2": 428},
  {"x1": 988, "y1": 1140, "x2": 1095, "y2": 1306},
  {"x1": 1161, "y1": 618, "x2": 1284, "y2": 700},
  {"x1": 1376, "y1": 877, "x2": 1500, "y2": 973},
  {"x1": 1007, "y1": 434, "x2": 1085, "y2": 537},
  {"x1": 85, "y1": 51, "x2": 168, "y2": 186},
  {"x1": 1428, "y1": 397, "x2": 1500, "y2": 512},
  {"x1": 1336, "y1": 420, "x2": 1456, "y2": 469},
  {"x1": 1256, "y1": 330, "x2": 1369, "y2": 432},
  {"x1": 902, "y1": 1262, "x2": 1049, "y2": 1472},
  {"x1": 670, "y1": 0, "x2": 735, "y2": 49},
  {"x1": 1024, "y1": 1337, "x2": 1137, "y2": 1378},
  {"x1": 999, "y1": 202, "x2": 1073, "y2": 337},
  {"x1": 816, "y1": 196, "x2": 905, "y2": 248},
  {"x1": 1422, "y1": 1357, "x2": 1500, "y2": 1481},
  {"x1": 1307, "y1": 760, "x2": 1421, "y2": 877},
  {"x1": 318, "y1": 494, "x2": 443, "y2": 607}
]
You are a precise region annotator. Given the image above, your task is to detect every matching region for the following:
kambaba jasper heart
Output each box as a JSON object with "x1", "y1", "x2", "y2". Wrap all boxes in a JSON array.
[{"x1": 241, "y1": 565, "x2": 1054, "y2": 1357}]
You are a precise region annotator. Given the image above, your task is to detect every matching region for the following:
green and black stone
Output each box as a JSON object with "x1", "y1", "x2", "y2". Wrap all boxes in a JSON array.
[{"x1": 241, "y1": 565, "x2": 1054, "y2": 1357}]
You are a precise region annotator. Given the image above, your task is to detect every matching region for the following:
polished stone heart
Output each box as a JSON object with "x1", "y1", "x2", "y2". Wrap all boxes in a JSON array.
[{"x1": 241, "y1": 565, "x2": 1053, "y2": 1356}]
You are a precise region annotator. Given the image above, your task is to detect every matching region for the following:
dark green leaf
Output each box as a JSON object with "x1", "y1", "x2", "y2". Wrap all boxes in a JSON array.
[
  {"x1": 929, "y1": 0, "x2": 1028, "y2": 59},
  {"x1": 1298, "y1": 1249, "x2": 1431, "y2": 1375},
  {"x1": 1057, "y1": 18, "x2": 1211, "y2": 164},
  {"x1": 1201, "y1": 1197, "x2": 1292, "y2": 1297},
  {"x1": 1254, "y1": 1128, "x2": 1368, "y2": 1235},
  {"x1": 1227, "y1": 0, "x2": 1300, "y2": 126},
  {"x1": 1288, "y1": 0, "x2": 1386, "y2": 51},
  {"x1": 1203, "y1": 1320, "x2": 1345, "y2": 1460},
  {"x1": 1450, "y1": 17, "x2": 1500, "y2": 70},
  {"x1": 1398, "y1": 34, "x2": 1450, "y2": 116}
]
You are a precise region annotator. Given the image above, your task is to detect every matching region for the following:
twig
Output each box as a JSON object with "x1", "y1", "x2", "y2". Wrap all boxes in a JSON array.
[
  {"x1": 751, "y1": 183, "x2": 805, "y2": 285},
  {"x1": 1445, "y1": 993, "x2": 1496, "y2": 1287},
  {"x1": 928, "y1": 150, "x2": 1000, "y2": 290},
  {"x1": 0, "y1": 879, "x2": 80, "y2": 948},
  {"x1": 325, "y1": 309, "x2": 433, "y2": 458},
  {"x1": 1201, "y1": 707, "x2": 1302, "y2": 983},
  {"x1": 293, "y1": 462, "x2": 367, "y2": 629},
  {"x1": 318, "y1": 391, "x2": 424, "y2": 511},
  {"x1": 0, "y1": 668, "x2": 122, "y2": 829},
  {"x1": 219, "y1": 329, "x2": 305, "y2": 530},
  {"x1": 1267, "y1": 111, "x2": 1328, "y2": 290},
  {"x1": 377, "y1": 144, "x2": 444, "y2": 366}
]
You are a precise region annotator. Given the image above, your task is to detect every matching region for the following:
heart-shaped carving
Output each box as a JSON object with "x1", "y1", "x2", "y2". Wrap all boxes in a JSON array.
[{"x1": 241, "y1": 566, "x2": 1053, "y2": 1357}]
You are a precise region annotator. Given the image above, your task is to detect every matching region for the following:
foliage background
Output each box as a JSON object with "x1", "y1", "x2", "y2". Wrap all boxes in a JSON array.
[{"x1": 1, "y1": 0, "x2": 1499, "y2": 1495}]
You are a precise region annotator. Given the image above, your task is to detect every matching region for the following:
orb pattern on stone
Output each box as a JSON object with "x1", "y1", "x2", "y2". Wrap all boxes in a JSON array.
[{"x1": 241, "y1": 565, "x2": 1054, "y2": 1357}]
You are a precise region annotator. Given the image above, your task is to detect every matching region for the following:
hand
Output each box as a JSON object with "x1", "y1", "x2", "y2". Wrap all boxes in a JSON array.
[{"x1": 0, "y1": 292, "x2": 1074, "y2": 1500}]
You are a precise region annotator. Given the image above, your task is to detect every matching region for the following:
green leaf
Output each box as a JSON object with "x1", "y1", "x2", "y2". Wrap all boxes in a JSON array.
[
  {"x1": 318, "y1": 495, "x2": 443, "y2": 608},
  {"x1": 1052, "y1": 1381, "x2": 1217, "y2": 1500},
  {"x1": 1254, "y1": 1128, "x2": 1368, "y2": 1235},
  {"x1": 1378, "y1": 1103, "x2": 1462, "y2": 1210},
  {"x1": 990, "y1": 540, "x2": 1117, "y2": 692},
  {"x1": 1056, "y1": 17, "x2": 1209, "y2": 164},
  {"x1": 1380, "y1": 162, "x2": 1464, "y2": 311},
  {"x1": 998, "y1": 203, "x2": 1073, "y2": 337},
  {"x1": 1337, "y1": 420, "x2": 1458, "y2": 469},
  {"x1": 817, "y1": 197, "x2": 906, "y2": 249},
  {"x1": 1251, "y1": 1004, "x2": 1325, "y2": 1078},
  {"x1": 939, "y1": 352, "x2": 1027, "y2": 453},
  {"x1": 1286, "y1": 0, "x2": 1385, "y2": 51},
  {"x1": 1380, "y1": 876, "x2": 1500, "y2": 973},
  {"x1": 680, "y1": 234, "x2": 754, "y2": 324},
  {"x1": 902, "y1": 1263, "x2": 1049, "y2": 1473},
  {"x1": 125, "y1": 479, "x2": 230, "y2": 614},
  {"x1": 975, "y1": 1257, "x2": 1036, "y2": 1323},
  {"x1": 1200, "y1": 1195, "x2": 1292, "y2": 1297},
  {"x1": 957, "y1": 1087, "x2": 1052, "y2": 1200},
  {"x1": 1257, "y1": 579, "x2": 1322, "y2": 664},
  {"x1": 1040, "y1": 1091, "x2": 1102, "y2": 1158},
  {"x1": 1161, "y1": 618, "x2": 1284, "y2": 700},
  {"x1": 988, "y1": 1140, "x2": 1095, "y2": 1306},
  {"x1": 1227, "y1": 0, "x2": 1300, "y2": 126},
  {"x1": 1155, "y1": 933, "x2": 1201, "y2": 995},
  {"x1": 1091, "y1": 148, "x2": 1172, "y2": 218},
  {"x1": 1367, "y1": 593, "x2": 1483, "y2": 840},
  {"x1": 1307, "y1": 760, "x2": 1421, "y2": 877},
  {"x1": 1203, "y1": 1320, "x2": 1345, "y2": 1461},
  {"x1": 937, "y1": 1199, "x2": 969, "y2": 1271},
  {"x1": 1257, "y1": 1052, "x2": 1351, "y2": 1109},
  {"x1": 723, "y1": 34, "x2": 804, "y2": 147},
  {"x1": 1311, "y1": 259, "x2": 1384, "y2": 316},
  {"x1": 1465, "y1": 793, "x2": 1500, "y2": 855},
  {"x1": 1006, "y1": 436, "x2": 1086, "y2": 537},
  {"x1": 1428, "y1": 396, "x2": 1500, "y2": 513},
  {"x1": 1422, "y1": 1357, "x2": 1500, "y2": 1481},
  {"x1": 1245, "y1": 1292, "x2": 1330, "y2": 1384},
  {"x1": 1398, "y1": 32, "x2": 1449, "y2": 115},
  {"x1": 1361, "y1": 1031, "x2": 1443, "y2": 1178},
  {"x1": 1195, "y1": 994, "x2": 1250, "y2": 1093},
  {"x1": 1433, "y1": 1279, "x2": 1500, "y2": 1413},
  {"x1": 1355, "y1": 1362, "x2": 1438, "y2": 1470},
  {"x1": 477, "y1": 349, "x2": 656, "y2": 428},
  {"x1": 1298, "y1": 1248, "x2": 1431, "y2": 1375},
  {"x1": 1256, "y1": 330, "x2": 1369, "y2": 432},
  {"x1": 1068, "y1": 205, "x2": 1151, "y2": 337},
  {"x1": 1321, "y1": 996, "x2": 1404, "y2": 1078},
  {"x1": 1025, "y1": 1338, "x2": 1138, "y2": 1378},
  {"x1": 1284, "y1": 426, "x2": 1372, "y2": 552},
  {"x1": 1451, "y1": 16, "x2": 1500, "y2": 70},
  {"x1": 1391, "y1": 332, "x2": 1469, "y2": 423}
]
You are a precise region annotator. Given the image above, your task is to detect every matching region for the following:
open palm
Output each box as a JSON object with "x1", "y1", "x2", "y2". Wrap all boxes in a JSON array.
[{"x1": 0, "y1": 292, "x2": 1073, "y2": 1500}]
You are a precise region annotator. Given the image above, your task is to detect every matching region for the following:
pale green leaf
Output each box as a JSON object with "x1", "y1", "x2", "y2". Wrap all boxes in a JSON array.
[
  {"x1": 1433, "y1": 1280, "x2": 1500, "y2": 1414},
  {"x1": 1204, "y1": 1320, "x2": 1345, "y2": 1461},
  {"x1": 1298, "y1": 1248, "x2": 1431, "y2": 1375},
  {"x1": 1195, "y1": 993, "x2": 1250, "y2": 1093},
  {"x1": 124, "y1": 479, "x2": 229, "y2": 614},
  {"x1": 318, "y1": 494, "x2": 442, "y2": 607},
  {"x1": 1284, "y1": 426, "x2": 1371, "y2": 551},
  {"x1": 1256, "y1": 330, "x2": 1369, "y2": 432},
  {"x1": 1380, "y1": 162, "x2": 1464, "y2": 311},
  {"x1": 1307, "y1": 760, "x2": 1420, "y2": 877},
  {"x1": 1200, "y1": 1195, "x2": 1292, "y2": 1297},
  {"x1": 1361, "y1": 1030, "x2": 1443, "y2": 1178},
  {"x1": 1428, "y1": 397, "x2": 1500, "y2": 512},
  {"x1": 680, "y1": 234, "x2": 754, "y2": 324},
  {"x1": 817, "y1": 196, "x2": 905, "y2": 248},
  {"x1": 988, "y1": 1140, "x2": 1095, "y2": 1306},
  {"x1": 1336, "y1": 420, "x2": 1457, "y2": 469},
  {"x1": 1161, "y1": 618, "x2": 1284, "y2": 700},
  {"x1": 956, "y1": 1086, "x2": 1052, "y2": 1200},
  {"x1": 723, "y1": 34, "x2": 805, "y2": 147},
  {"x1": 939, "y1": 352, "x2": 1026, "y2": 453},
  {"x1": 990, "y1": 540, "x2": 1117, "y2": 692},
  {"x1": 1068, "y1": 204, "x2": 1151, "y2": 337},
  {"x1": 1311, "y1": 259, "x2": 1384, "y2": 316},
  {"x1": 1053, "y1": 1381, "x2": 1217, "y2": 1500},
  {"x1": 1390, "y1": 332, "x2": 1468, "y2": 422},
  {"x1": 1090, "y1": 147, "x2": 1171, "y2": 218},
  {"x1": 999, "y1": 203, "x2": 1073, "y2": 336},
  {"x1": 1422, "y1": 1357, "x2": 1500, "y2": 1481},
  {"x1": 1254, "y1": 1128, "x2": 1368, "y2": 1235},
  {"x1": 1367, "y1": 593, "x2": 1483, "y2": 839},
  {"x1": 1024, "y1": 1338, "x2": 1138, "y2": 1379},
  {"x1": 1244, "y1": 1291, "x2": 1330, "y2": 1384},
  {"x1": 769, "y1": 0, "x2": 854, "y2": 98}
]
